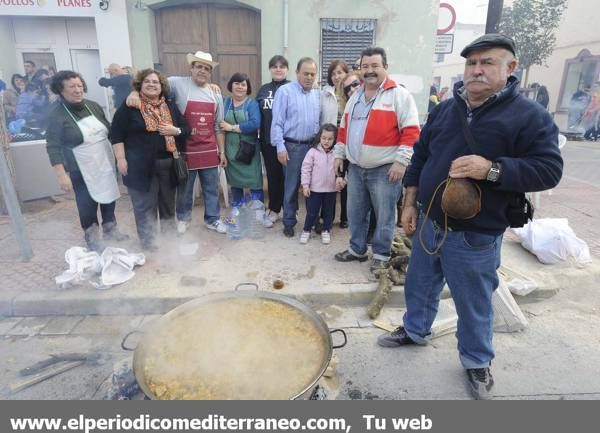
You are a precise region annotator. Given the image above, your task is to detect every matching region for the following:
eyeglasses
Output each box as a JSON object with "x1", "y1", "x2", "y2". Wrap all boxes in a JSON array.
[
  {"x1": 192, "y1": 63, "x2": 212, "y2": 72},
  {"x1": 343, "y1": 80, "x2": 361, "y2": 94}
]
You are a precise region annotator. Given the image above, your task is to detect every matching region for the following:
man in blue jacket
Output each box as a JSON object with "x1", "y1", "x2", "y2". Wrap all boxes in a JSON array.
[
  {"x1": 98, "y1": 64, "x2": 132, "y2": 110},
  {"x1": 377, "y1": 34, "x2": 563, "y2": 399}
]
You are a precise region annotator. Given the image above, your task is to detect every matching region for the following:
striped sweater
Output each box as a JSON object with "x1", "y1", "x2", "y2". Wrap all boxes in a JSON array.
[{"x1": 334, "y1": 78, "x2": 420, "y2": 168}]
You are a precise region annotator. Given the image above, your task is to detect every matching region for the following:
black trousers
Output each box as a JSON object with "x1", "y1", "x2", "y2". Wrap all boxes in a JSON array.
[
  {"x1": 128, "y1": 158, "x2": 176, "y2": 245},
  {"x1": 70, "y1": 170, "x2": 116, "y2": 230},
  {"x1": 303, "y1": 192, "x2": 336, "y2": 232},
  {"x1": 260, "y1": 140, "x2": 284, "y2": 213}
]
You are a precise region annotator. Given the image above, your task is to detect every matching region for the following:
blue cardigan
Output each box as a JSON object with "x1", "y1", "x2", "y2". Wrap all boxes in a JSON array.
[{"x1": 404, "y1": 77, "x2": 563, "y2": 234}]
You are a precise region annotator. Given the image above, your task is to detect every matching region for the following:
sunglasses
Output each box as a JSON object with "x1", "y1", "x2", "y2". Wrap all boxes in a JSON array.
[{"x1": 343, "y1": 80, "x2": 361, "y2": 94}]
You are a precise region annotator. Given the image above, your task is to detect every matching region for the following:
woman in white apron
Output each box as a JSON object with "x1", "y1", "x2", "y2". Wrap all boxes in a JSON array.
[{"x1": 46, "y1": 70, "x2": 128, "y2": 252}]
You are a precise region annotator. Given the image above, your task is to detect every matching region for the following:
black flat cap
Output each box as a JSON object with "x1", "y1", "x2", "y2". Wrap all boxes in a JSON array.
[{"x1": 460, "y1": 33, "x2": 516, "y2": 58}]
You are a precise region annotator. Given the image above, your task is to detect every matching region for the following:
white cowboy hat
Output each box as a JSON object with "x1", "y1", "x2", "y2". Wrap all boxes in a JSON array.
[{"x1": 186, "y1": 50, "x2": 219, "y2": 68}]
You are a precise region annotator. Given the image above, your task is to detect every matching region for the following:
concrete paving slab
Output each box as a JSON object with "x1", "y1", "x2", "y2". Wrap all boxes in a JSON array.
[
  {"x1": 0, "y1": 335, "x2": 118, "y2": 400},
  {"x1": 0, "y1": 317, "x2": 23, "y2": 335},
  {"x1": 5, "y1": 316, "x2": 51, "y2": 336},
  {"x1": 39, "y1": 316, "x2": 85, "y2": 335},
  {"x1": 315, "y1": 305, "x2": 360, "y2": 329},
  {"x1": 71, "y1": 315, "x2": 145, "y2": 335}
]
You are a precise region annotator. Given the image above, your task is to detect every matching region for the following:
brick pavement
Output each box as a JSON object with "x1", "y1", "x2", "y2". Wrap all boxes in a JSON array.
[{"x1": 0, "y1": 140, "x2": 597, "y2": 315}]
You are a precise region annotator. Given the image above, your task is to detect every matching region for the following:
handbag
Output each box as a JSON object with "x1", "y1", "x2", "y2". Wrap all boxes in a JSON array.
[
  {"x1": 171, "y1": 150, "x2": 188, "y2": 185},
  {"x1": 230, "y1": 100, "x2": 256, "y2": 165}
]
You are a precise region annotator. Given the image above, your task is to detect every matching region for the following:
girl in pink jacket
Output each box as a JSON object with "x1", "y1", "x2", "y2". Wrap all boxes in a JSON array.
[{"x1": 300, "y1": 124, "x2": 339, "y2": 244}]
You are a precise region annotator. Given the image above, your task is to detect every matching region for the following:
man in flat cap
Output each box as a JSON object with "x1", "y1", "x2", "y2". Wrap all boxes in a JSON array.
[{"x1": 377, "y1": 34, "x2": 563, "y2": 399}]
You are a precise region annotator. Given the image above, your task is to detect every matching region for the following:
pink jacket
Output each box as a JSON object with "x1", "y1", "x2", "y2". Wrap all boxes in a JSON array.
[{"x1": 301, "y1": 145, "x2": 337, "y2": 193}]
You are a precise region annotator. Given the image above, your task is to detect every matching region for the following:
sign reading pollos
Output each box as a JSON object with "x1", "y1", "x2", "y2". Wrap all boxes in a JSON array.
[
  {"x1": 0, "y1": 0, "x2": 36, "y2": 6},
  {"x1": 0, "y1": 0, "x2": 95, "y2": 16},
  {"x1": 0, "y1": 0, "x2": 92, "y2": 5}
]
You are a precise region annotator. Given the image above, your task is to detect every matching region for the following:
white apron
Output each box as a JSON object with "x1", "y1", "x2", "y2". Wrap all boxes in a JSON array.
[{"x1": 64, "y1": 103, "x2": 120, "y2": 204}]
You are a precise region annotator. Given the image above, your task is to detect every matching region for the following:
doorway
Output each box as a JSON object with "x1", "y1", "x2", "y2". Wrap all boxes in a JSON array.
[{"x1": 155, "y1": 3, "x2": 261, "y2": 96}]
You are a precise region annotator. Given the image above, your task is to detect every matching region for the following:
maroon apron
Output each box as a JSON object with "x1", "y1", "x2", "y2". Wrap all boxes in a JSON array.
[{"x1": 183, "y1": 100, "x2": 219, "y2": 169}]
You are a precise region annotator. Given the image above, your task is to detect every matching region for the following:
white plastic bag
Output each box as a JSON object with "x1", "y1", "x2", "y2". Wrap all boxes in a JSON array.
[
  {"x1": 55, "y1": 246, "x2": 145, "y2": 289},
  {"x1": 511, "y1": 218, "x2": 592, "y2": 267},
  {"x1": 429, "y1": 280, "x2": 528, "y2": 337},
  {"x1": 493, "y1": 278, "x2": 529, "y2": 333},
  {"x1": 100, "y1": 247, "x2": 146, "y2": 287}
]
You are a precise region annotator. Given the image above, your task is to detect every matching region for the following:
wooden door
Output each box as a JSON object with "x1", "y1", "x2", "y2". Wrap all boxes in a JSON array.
[{"x1": 156, "y1": 3, "x2": 261, "y2": 96}]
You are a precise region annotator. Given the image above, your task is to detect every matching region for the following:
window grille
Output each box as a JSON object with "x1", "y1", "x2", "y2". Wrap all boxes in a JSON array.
[{"x1": 320, "y1": 18, "x2": 377, "y2": 85}]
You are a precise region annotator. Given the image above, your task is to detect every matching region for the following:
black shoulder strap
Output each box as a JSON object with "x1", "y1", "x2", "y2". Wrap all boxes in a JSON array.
[{"x1": 454, "y1": 101, "x2": 482, "y2": 155}]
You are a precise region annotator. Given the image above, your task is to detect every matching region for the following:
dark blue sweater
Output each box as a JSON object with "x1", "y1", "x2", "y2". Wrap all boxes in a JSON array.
[{"x1": 403, "y1": 77, "x2": 563, "y2": 234}]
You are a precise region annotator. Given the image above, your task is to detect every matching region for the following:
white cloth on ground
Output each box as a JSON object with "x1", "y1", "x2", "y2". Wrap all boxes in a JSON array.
[{"x1": 55, "y1": 247, "x2": 145, "y2": 289}]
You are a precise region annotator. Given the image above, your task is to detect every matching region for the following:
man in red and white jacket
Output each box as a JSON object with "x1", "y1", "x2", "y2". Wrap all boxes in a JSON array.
[{"x1": 333, "y1": 47, "x2": 420, "y2": 274}]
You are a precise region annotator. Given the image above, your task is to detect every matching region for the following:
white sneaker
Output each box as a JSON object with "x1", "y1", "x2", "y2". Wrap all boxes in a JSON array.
[
  {"x1": 321, "y1": 231, "x2": 331, "y2": 244},
  {"x1": 266, "y1": 210, "x2": 279, "y2": 224},
  {"x1": 300, "y1": 231, "x2": 310, "y2": 244},
  {"x1": 262, "y1": 213, "x2": 274, "y2": 228},
  {"x1": 206, "y1": 219, "x2": 227, "y2": 234},
  {"x1": 177, "y1": 221, "x2": 189, "y2": 235}
]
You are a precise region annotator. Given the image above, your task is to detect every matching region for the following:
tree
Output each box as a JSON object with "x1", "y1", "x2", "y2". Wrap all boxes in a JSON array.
[{"x1": 498, "y1": 0, "x2": 567, "y2": 86}]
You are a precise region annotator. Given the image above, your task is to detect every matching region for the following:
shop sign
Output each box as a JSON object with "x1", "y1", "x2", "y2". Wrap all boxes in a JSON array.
[
  {"x1": 0, "y1": 0, "x2": 96, "y2": 17},
  {"x1": 435, "y1": 34, "x2": 454, "y2": 54}
]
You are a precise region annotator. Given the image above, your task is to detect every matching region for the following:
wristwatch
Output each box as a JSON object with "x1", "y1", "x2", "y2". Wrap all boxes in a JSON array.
[
  {"x1": 486, "y1": 161, "x2": 502, "y2": 182},
  {"x1": 174, "y1": 127, "x2": 182, "y2": 136}
]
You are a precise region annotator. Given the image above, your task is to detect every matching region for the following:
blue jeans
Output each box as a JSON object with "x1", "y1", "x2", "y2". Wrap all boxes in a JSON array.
[
  {"x1": 231, "y1": 187, "x2": 264, "y2": 206},
  {"x1": 176, "y1": 167, "x2": 220, "y2": 224},
  {"x1": 346, "y1": 163, "x2": 401, "y2": 261},
  {"x1": 282, "y1": 141, "x2": 310, "y2": 228},
  {"x1": 403, "y1": 214, "x2": 502, "y2": 369}
]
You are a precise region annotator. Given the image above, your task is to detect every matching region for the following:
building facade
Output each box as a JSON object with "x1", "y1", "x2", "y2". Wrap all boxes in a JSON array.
[
  {"x1": 525, "y1": 0, "x2": 600, "y2": 130},
  {"x1": 126, "y1": 0, "x2": 439, "y2": 117},
  {"x1": 0, "y1": 0, "x2": 133, "y2": 114}
]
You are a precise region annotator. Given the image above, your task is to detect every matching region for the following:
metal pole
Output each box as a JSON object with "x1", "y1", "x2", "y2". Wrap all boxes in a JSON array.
[
  {"x1": 0, "y1": 142, "x2": 33, "y2": 261},
  {"x1": 486, "y1": 0, "x2": 504, "y2": 34}
]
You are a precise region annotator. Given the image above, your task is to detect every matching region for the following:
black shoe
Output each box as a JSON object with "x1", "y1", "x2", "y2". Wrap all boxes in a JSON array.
[
  {"x1": 377, "y1": 326, "x2": 417, "y2": 347},
  {"x1": 314, "y1": 219, "x2": 324, "y2": 234},
  {"x1": 339, "y1": 221, "x2": 348, "y2": 229},
  {"x1": 102, "y1": 221, "x2": 130, "y2": 241},
  {"x1": 466, "y1": 367, "x2": 494, "y2": 400},
  {"x1": 283, "y1": 226, "x2": 295, "y2": 238},
  {"x1": 334, "y1": 249, "x2": 368, "y2": 262}
]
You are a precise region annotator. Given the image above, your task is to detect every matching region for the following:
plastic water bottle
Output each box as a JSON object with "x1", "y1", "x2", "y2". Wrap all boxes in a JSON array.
[
  {"x1": 248, "y1": 200, "x2": 266, "y2": 239},
  {"x1": 226, "y1": 207, "x2": 242, "y2": 240},
  {"x1": 237, "y1": 201, "x2": 252, "y2": 238}
]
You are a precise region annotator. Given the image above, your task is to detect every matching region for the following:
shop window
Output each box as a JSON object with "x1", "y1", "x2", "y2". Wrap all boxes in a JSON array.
[
  {"x1": 558, "y1": 49, "x2": 600, "y2": 111},
  {"x1": 320, "y1": 18, "x2": 377, "y2": 85},
  {"x1": 22, "y1": 53, "x2": 57, "y2": 75}
]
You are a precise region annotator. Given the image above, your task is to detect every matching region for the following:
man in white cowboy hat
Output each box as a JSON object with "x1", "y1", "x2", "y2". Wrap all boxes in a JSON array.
[
  {"x1": 168, "y1": 50, "x2": 228, "y2": 235},
  {"x1": 126, "y1": 50, "x2": 227, "y2": 235}
]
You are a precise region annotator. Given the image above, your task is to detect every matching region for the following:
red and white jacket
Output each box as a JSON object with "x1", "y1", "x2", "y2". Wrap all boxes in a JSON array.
[{"x1": 334, "y1": 78, "x2": 420, "y2": 168}]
